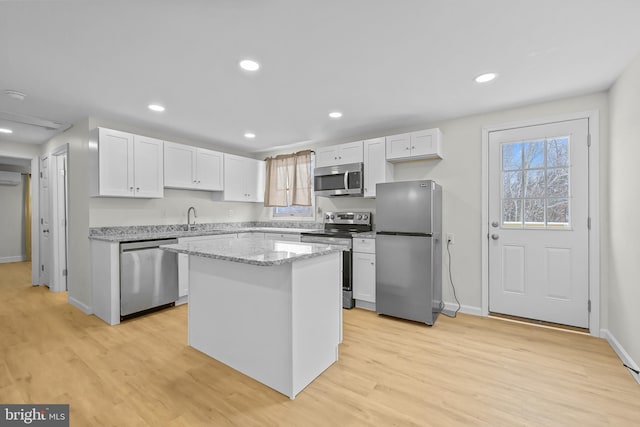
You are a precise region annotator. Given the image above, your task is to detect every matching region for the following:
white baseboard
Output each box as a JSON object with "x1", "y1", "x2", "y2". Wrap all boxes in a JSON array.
[
  {"x1": 355, "y1": 300, "x2": 375, "y2": 311},
  {"x1": 602, "y1": 329, "x2": 640, "y2": 385},
  {"x1": 68, "y1": 296, "x2": 93, "y2": 315},
  {"x1": 443, "y1": 302, "x2": 482, "y2": 317},
  {"x1": 0, "y1": 255, "x2": 27, "y2": 263}
]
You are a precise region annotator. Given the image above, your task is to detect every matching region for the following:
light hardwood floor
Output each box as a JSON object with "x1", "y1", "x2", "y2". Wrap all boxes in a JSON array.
[{"x1": 1, "y1": 261, "x2": 639, "y2": 426}]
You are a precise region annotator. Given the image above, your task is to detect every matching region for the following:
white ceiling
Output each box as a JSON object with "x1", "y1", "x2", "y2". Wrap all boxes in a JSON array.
[{"x1": 1, "y1": 0, "x2": 639, "y2": 153}]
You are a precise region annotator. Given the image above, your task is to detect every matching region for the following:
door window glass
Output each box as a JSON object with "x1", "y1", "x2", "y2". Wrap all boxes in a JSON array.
[{"x1": 501, "y1": 137, "x2": 570, "y2": 229}]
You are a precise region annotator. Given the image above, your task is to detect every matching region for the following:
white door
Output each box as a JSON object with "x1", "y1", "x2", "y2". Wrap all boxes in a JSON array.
[
  {"x1": 98, "y1": 128, "x2": 134, "y2": 197},
  {"x1": 385, "y1": 133, "x2": 411, "y2": 160},
  {"x1": 133, "y1": 136, "x2": 164, "y2": 198},
  {"x1": 164, "y1": 142, "x2": 196, "y2": 189},
  {"x1": 54, "y1": 154, "x2": 68, "y2": 291},
  {"x1": 223, "y1": 154, "x2": 246, "y2": 200},
  {"x1": 363, "y1": 137, "x2": 389, "y2": 198},
  {"x1": 488, "y1": 118, "x2": 589, "y2": 328},
  {"x1": 338, "y1": 141, "x2": 364, "y2": 164},
  {"x1": 39, "y1": 155, "x2": 51, "y2": 286},
  {"x1": 196, "y1": 148, "x2": 223, "y2": 191}
]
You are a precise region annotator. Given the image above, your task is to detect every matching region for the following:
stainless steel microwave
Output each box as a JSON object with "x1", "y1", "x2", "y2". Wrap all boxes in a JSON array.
[{"x1": 314, "y1": 162, "x2": 364, "y2": 197}]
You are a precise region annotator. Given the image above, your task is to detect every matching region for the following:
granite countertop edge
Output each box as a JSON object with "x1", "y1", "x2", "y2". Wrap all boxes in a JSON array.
[
  {"x1": 161, "y1": 243, "x2": 344, "y2": 267},
  {"x1": 88, "y1": 225, "x2": 321, "y2": 242}
]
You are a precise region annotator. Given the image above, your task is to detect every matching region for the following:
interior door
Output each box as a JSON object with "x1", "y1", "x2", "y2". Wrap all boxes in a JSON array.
[
  {"x1": 55, "y1": 154, "x2": 68, "y2": 291},
  {"x1": 488, "y1": 119, "x2": 589, "y2": 328},
  {"x1": 39, "y1": 155, "x2": 50, "y2": 286}
]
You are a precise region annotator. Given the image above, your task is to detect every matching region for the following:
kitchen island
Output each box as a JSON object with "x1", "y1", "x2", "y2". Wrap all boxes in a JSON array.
[{"x1": 161, "y1": 238, "x2": 343, "y2": 399}]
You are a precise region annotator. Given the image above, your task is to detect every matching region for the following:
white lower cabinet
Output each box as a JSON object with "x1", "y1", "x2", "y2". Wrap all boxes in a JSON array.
[
  {"x1": 177, "y1": 233, "x2": 236, "y2": 303},
  {"x1": 353, "y1": 237, "x2": 376, "y2": 310}
]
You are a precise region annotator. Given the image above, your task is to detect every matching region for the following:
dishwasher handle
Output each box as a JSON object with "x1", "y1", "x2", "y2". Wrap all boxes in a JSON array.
[{"x1": 120, "y1": 239, "x2": 178, "y2": 252}]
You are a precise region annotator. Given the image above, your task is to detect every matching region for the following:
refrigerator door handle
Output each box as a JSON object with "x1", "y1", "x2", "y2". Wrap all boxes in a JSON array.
[{"x1": 343, "y1": 171, "x2": 349, "y2": 190}]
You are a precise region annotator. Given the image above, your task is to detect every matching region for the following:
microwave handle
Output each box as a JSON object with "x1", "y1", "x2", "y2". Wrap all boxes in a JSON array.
[{"x1": 344, "y1": 171, "x2": 349, "y2": 189}]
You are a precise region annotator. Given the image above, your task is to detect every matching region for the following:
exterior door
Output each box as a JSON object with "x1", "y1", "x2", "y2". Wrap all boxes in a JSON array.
[
  {"x1": 488, "y1": 118, "x2": 589, "y2": 328},
  {"x1": 39, "y1": 155, "x2": 50, "y2": 286}
]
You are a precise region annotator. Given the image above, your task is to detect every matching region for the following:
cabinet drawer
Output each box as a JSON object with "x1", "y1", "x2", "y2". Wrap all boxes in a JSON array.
[
  {"x1": 353, "y1": 237, "x2": 375, "y2": 254},
  {"x1": 264, "y1": 233, "x2": 301, "y2": 241}
]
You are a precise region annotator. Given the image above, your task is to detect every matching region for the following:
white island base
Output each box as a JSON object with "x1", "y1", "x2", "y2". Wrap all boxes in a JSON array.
[{"x1": 188, "y1": 251, "x2": 341, "y2": 399}]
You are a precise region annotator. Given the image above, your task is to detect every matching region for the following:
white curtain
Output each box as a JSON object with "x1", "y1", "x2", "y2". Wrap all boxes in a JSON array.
[
  {"x1": 291, "y1": 150, "x2": 312, "y2": 206},
  {"x1": 264, "y1": 150, "x2": 312, "y2": 207}
]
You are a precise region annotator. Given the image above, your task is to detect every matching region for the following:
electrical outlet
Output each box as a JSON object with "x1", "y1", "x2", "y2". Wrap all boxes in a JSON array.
[
  {"x1": 228, "y1": 209, "x2": 234, "y2": 218},
  {"x1": 446, "y1": 233, "x2": 455, "y2": 244}
]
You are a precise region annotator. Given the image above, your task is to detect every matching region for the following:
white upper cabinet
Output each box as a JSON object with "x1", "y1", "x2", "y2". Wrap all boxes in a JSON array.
[
  {"x1": 363, "y1": 137, "x2": 393, "y2": 198},
  {"x1": 386, "y1": 128, "x2": 443, "y2": 162},
  {"x1": 215, "y1": 154, "x2": 265, "y2": 203},
  {"x1": 89, "y1": 128, "x2": 164, "y2": 198},
  {"x1": 164, "y1": 141, "x2": 223, "y2": 191},
  {"x1": 315, "y1": 141, "x2": 364, "y2": 168}
]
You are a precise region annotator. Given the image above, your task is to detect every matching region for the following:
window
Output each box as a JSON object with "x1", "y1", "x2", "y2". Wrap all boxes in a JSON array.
[
  {"x1": 266, "y1": 152, "x2": 315, "y2": 220},
  {"x1": 501, "y1": 136, "x2": 570, "y2": 229},
  {"x1": 273, "y1": 204, "x2": 314, "y2": 218}
]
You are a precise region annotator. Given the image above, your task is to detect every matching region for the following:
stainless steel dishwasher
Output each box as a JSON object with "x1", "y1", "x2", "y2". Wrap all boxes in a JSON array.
[{"x1": 120, "y1": 239, "x2": 179, "y2": 320}]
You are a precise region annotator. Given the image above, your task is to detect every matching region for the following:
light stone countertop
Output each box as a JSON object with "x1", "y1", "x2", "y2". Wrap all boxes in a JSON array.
[
  {"x1": 160, "y1": 237, "x2": 344, "y2": 266},
  {"x1": 88, "y1": 226, "x2": 319, "y2": 242}
]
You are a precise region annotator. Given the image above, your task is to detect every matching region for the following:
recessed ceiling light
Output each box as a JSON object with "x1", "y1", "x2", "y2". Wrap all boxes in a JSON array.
[
  {"x1": 474, "y1": 73, "x2": 498, "y2": 83},
  {"x1": 148, "y1": 104, "x2": 165, "y2": 112},
  {"x1": 329, "y1": 111, "x2": 343, "y2": 119},
  {"x1": 244, "y1": 132, "x2": 256, "y2": 139},
  {"x1": 239, "y1": 59, "x2": 260, "y2": 71},
  {"x1": 4, "y1": 90, "x2": 26, "y2": 101},
  {"x1": 0, "y1": 128, "x2": 13, "y2": 134}
]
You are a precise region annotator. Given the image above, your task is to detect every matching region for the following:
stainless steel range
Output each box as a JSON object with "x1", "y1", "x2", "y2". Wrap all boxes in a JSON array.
[{"x1": 300, "y1": 211, "x2": 373, "y2": 309}]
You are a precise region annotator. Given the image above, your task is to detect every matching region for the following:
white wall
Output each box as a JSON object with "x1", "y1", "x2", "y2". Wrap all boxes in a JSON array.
[
  {"x1": 258, "y1": 92, "x2": 609, "y2": 319},
  {"x1": 42, "y1": 118, "x2": 92, "y2": 312},
  {"x1": 0, "y1": 141, "x2": 41, "y2": 159},
  {"x1": 607, "y1": 53, "x2": 640, "y2": 372},
  {"x1": 0, "y1": 172, "x2": 26, "y2": 262}
]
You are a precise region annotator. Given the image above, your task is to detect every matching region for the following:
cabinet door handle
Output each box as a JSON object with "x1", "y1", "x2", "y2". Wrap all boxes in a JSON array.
[
  {"x1": 412, "y1": 146, "x2": 415, "y2": 149},
  {"x1": 129, "y1": 186, "x2": 134, "y2": 191},
  {"x1": 136, "y1": 187, "x2": 140, "y2": 192},
  {"x1": 371, "y1": 262, "x2": 374, "y2": 266},
  {"x1": 405, "y1": 147, "x2": 410, "y2": 150}
]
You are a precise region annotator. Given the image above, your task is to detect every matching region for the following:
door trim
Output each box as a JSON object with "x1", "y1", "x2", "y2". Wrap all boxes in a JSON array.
[
  {"x1": 50, "y1": 144, "x2": 69, "y2": 292},
  {"x1": 481, "y1": 110, "x2": 600, "y2": 337}
]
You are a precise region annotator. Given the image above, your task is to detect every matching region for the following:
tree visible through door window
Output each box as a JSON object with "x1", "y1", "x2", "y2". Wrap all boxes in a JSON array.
[{"x1": 501, "y1": 137, "x2": 570, "y2": 228}]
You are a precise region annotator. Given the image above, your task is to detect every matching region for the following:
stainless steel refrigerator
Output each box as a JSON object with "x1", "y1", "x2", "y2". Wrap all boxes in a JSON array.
[{"x1": 375, "y1": 180, "x2": 442, "y2": 325}]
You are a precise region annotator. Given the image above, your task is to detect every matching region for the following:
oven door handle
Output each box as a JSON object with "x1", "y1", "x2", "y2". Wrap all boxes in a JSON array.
[{"x1": 344, "y1": 171, "x2": 349, "y2": 190}]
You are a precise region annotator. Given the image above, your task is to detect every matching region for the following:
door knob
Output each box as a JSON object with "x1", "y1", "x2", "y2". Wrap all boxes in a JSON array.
[
  {"x1": 491, "y1": 234, "x2": 499, "y2": 240},
  {"x1": 491, "y1": 221, "x2": 499, "y2": 228}
]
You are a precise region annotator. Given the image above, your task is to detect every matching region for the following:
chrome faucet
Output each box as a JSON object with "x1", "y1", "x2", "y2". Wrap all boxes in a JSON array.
[{"x1": 187, "y1": 206, "x2": 198, "y2": 231}]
